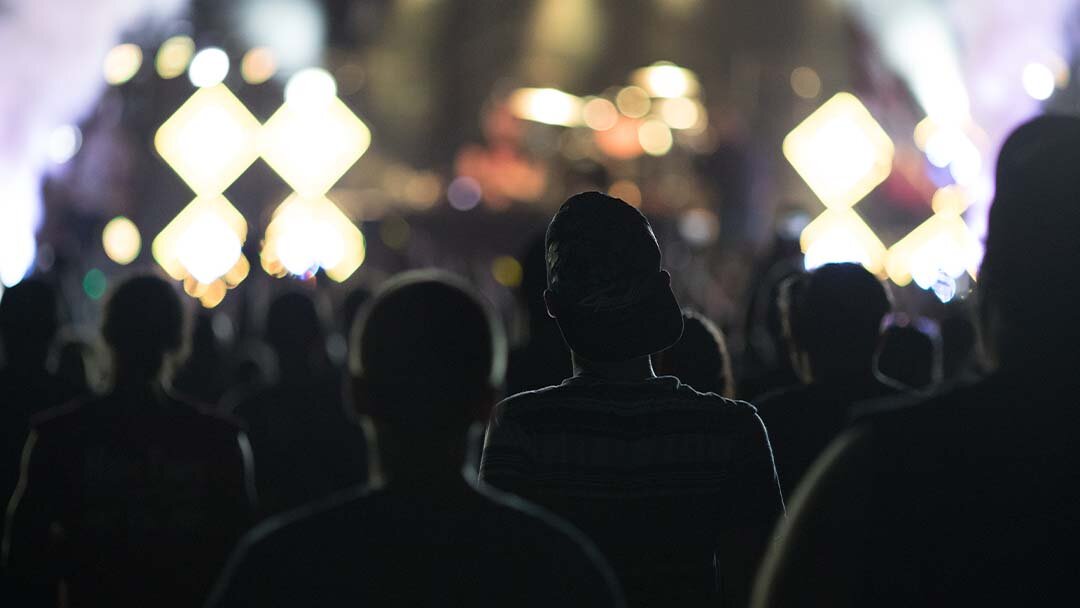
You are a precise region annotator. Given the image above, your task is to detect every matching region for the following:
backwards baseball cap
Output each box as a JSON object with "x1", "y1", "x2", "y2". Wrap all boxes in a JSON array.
[{"x1": 545, "y1": 192, "x2": 684, "y2": 361}]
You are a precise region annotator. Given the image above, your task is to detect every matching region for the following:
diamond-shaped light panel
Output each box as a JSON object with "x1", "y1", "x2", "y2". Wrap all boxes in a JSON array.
[
  {"x1": 259, "y1": 97, "x2": 371, "y2": 197},
  {"x1": 783, "y1": 92, "x2": 894, "y2": 210},
  {"x1": 152, "y1": 194, "x2": 248, "y2": 284},
  {"x1": 155, "y1": 84, "x2": 261, "y2": 195},
  {"x1": 261, "y1": 194, "x2": 365, "y2": 282},
  {"x1": 800, "y1": 208, "x2": 887, "y2": 274}
]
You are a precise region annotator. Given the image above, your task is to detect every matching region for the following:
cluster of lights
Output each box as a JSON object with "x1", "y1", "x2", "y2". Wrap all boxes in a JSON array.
[
  {"x1": 151, "y1": 62, "x2": 370, "y2": 306},
  {"x1": 507, "y1": 61, "x2": 707, "y2": 161}
]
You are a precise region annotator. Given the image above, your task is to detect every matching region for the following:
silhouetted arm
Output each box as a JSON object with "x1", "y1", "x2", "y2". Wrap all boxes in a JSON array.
[
  {"x1": 2, "y1": 430, "x2": 65, "y2": 586},
  {"x1": 718, "y1": 410, "x2": 787, "y2": 607},
  {"x1": 751, "y1": 426, "x2": 873, "y2": 608},
  {"x1": 478, "y1": 403, "x2": 536, "y2": 497}
]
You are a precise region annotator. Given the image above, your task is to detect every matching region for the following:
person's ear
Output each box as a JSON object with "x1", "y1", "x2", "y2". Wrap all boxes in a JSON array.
[{"x1": 543, "y1": 289, "x2": 559, "y2": 319}]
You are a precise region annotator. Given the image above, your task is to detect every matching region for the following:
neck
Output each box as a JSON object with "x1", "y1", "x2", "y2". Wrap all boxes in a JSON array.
[
  {"x1": 367, "y1": 421, "x2": 476, "y2": 491},
  {"x1": 573, "y1": 353, "x2": 656, "y2": 381}
]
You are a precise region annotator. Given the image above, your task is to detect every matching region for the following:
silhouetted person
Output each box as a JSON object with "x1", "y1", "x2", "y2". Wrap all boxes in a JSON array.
[
  {"x1": 172, "y1": 313, "x2": 228, "y2": 404},
  {"x1": 653, "y1": 309, "x2": 735, "y2": 397},
  {"x1": 876, "y1": 320, "x2": 942, "y2": 392},
  {"x1": 505, "y1": 234, "x2": 571, "y2": 394},
  {"x1": 754, "y1": 263, "x2": 898, "y2": 496},
  {"x1": 753, "y1": 115, "x2": 1080, "y2": 607},
  {"x1": 231, "y1": 291, "x2": 367, "y2": 517},
  {"x1": 739, "y1": 259, "x2": 804, "y2": 399},
  {"x1": 481, "y1": 192, "x2": 783, "y2": 608},
  {"x1": 940, "y1": 300, "x2": 981, "y2": 384},
  {"x1": 3, "y1": 275, "x2": 255, "y2": 608},
  {"x1": 208, "y1": 271, "x2": 624, "y2": 607}
]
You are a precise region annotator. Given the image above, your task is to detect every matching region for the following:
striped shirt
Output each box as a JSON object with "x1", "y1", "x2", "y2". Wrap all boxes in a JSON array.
[{"x1": 480, "y1": 375, "x2": 784, "y2": 608}]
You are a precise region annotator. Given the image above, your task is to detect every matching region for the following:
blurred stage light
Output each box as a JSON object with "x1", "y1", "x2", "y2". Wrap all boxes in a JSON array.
[
  {"x1": 492, "y1": 256, "x2": 523, "y2": 288},
  {"x1": 103, "y1": 43, "x2": 142, "y2": 85},
  {"x1": 448, "y1": 176, "x2": 482, "y2": 211},
  {"x1": 1022, "y1": 62, "x2": 1056, "y2": 101},
  {"x1": 236, "y1": 0, "x2": 325, "y2": 74},
  {"x1": 284, "y1": 67, "x2": 337, "y2": 107},
  {"x1": 189, "y1": 47, "x2": 230, "y2": 88},
  {"x1": 155, "y1": 84, "x2": 261, "y2": 195},
  {"x1": 886, "y1": 186, "x2": 980, "y2": 289},
  {"x1": 152, "y1": 195, "x2": 247, "y2": 283},
  {"x1": 608, "y1": 180, "x2": 642, "y2": 207},
  {"x1": 47, "y1": 125, "x2": 82, "y2": 165},
  {"x1": 508, "y1": 88, "x2": 583, "y2": 127},
  {"x1": 0, "y1": 224, "x2": 35, "y2": 288},
  {"x1": 582, "y1": 97, "x2": 618, "y2": 131},
  {"x1": 261, "y1": 194, "x2": 366, "y2": 281},
  {"x1": 800, "y1": 208, "x2": 887, "y2": 274},
  {"x1": 790, "y1": 67, "x2": 822, "y2": 99},
  {"x1": 241, "y1": 47, "x2": 277, "y2": 84},
  {"x1": 259, "y1": 93, "x2": 371, "y2": 197},
  {"x1": 595, "y1": 117, "x2": 644, "y2": 160},
  {"x1": 380, "y1": 215, "x2": 411, "y2": 250},
  {"x1": 638, "y1": 119, "x2": 674, "y2": 156},
  {"x1": 156, "y1": 35, "x2": 194, "y2": 80},
  {"x1": 678, "y1": 208, "x2": 720, "y2": 246},
  {"x1": 657, "y1": 97, "x2": 700, "y2": 130},
  {"x1": 82, "y1": 269, "x2": 107, "y2": 300},
  {"x1": 783, "y1": 92, "x2": 894, "y2": 209},
  {"x1": 102, "y1": 216, "x2": 141, "y2": 265},
  {"x1": 615, "y1": 86, "x2": 651, "y2": 118},
  {"x1": 631, "y1": 62, "x2": 700, "y2": 99}
]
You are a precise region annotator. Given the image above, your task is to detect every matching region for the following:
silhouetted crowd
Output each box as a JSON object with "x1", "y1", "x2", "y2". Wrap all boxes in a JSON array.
[{"x1": 1, "y1": 115, "x2": 1078, "y2": 607}]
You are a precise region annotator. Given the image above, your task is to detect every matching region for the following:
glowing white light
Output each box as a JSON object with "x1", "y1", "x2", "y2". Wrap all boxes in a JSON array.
[
  {"x1": 261, "y1": 194, "x2": 365, "y2": 281},
  {"x1": 631, "y1": 62, "x2": 700, "y2": 99},
  {"x1": 176, "y1": 212, "x2": 243, "y2": 284},
  {"x1": 237, "y1": 0, "x2": 325, "y2": 74},
  {"x1": 189, "y1": 48, "x2": 230, "y2": 88},
  {"x1": 932, "y1": 274, "x2": 957, "y2": 303},
  {"x1": 0, "y1": 169, "x2": 41, "y2": 287},
  {"x1": 948, "y1": 139, "x2": 983, "y2": 186},
  {"x1": 284, "y1": 67, "x2": 337, "y2": 108},
  {"x1": 1022, "y1": 62, "x2": 1056, "y2": 101},
  {"x1": 678, "y1": 209, "x2": 719, "y2": 245},
  {"x1": 508, "y1": 88, "x2": 583, "y2": 127},
  {"x1": 924, "y1": 127, "x2": 968, "y2": 168},
  {"x1": 804, "y1": 237, "x2": 871, "y2": 271},
  {"x1": 0, "y1": 225, "x2": 35, "y2": 287},
  {"x1": 102, "y1": 216, "x2": 141, "y2": 265},
  {"x1": 47, "y1": 125, "x2": 82, "y2": 164}
]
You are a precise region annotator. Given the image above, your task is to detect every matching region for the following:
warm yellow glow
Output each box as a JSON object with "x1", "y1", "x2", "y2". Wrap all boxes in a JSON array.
[
  {"x1": 152, "y1": 195, "x2": 247, "y2": 284},
  {"x1": 930, "y1": 185, "x2": 971, "y2": 216},
  {"x1": 259, "y1": 96, "x2": 371, "y2": 197},
  {"x1": 913, "y1": 117, "x2": 936, "y2": 151},
  {"x1": 790, "y1": 67, "x2": 822, "y2": 99},
  {"x1": 582, "y1": 97, "x2": 618, "y2": 131},
  {"x1": 284, "y1": 68, "x2": 337, "y2": 107},
  {"x1": 885, "y1": 214, "x2": 980, "y2": 287},
  {"x1": 103, "y1": 43, "x2": 143, "y2": 85},
  {"x1": 199, "y1": 280, "x2": 227, "y2": 309},
  {"x1": 155, "y1": 36, "x2": 194, "y2": 80},
  {"x1": 508, "y1": 88, "x2": 583, "y2": 127},
  {"x1": 638, "y1": 119, "x2": 673, "y2": 156},
  {"x1": 240, "y1": 47, "x2": 277, "y2": 84},
  {"x1": 261, "y1": 194, "x2": 366, "y2": 282},
  {"x1": 800, "y1": 208, "x2": 887, "y2": 274},
  {"x1": 155, "y1": 84, "x2": 261, "y2": 196},
  {"x1": 615, "y1": 86, "x2": 651, "y2": 118},
  {"x1": 608, "y1": 180, "x2": 642, "y2": 207},
  {"x1": 783, "y1": 92, "x2": 894, "y2": 210},
  {"x1": 492, "y1": 256, "x2": 523, "y2": 288},
  {"x1": 102, "y1": 216, "x2": 141, "y2": 265},
  {"x1": 223, "y1": 255, "x2": 250, "y2": 287},
  {"x1": 657, "y1": 97, "x2": 700, "y2": 130},
  {"x1": 631, "y1": 62, "x2": 700, "y2": 99}
]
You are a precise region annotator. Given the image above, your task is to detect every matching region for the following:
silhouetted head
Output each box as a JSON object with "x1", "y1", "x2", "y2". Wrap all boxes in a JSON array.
[
  {"x1": 653, "y1": 309, "x2": 734, "y2": 397},
  {"x1": 978, "y1": 115, "x2": 1080, "y2": 369},
  {"x1": 265, "y1": 291, "x2": 325, "y2": 375},
  {"x1": 787, "y1": 263, "x2": 891, "y2": 381},
  {"x1": 0, "y1": 279, "x2": 59, "y2": 368},
  {"x1": 876, "y1": 320, "x2": 942, "y2": 391},
  {"x1": 102, "y1": 275, "x2": 185, "y2": 382},
  {"x1": 349, "y1": 270, "x2": 506, "y2": 442},
  {"x1": 543, "y1": 192, "x2": 683, "y2": 362}
]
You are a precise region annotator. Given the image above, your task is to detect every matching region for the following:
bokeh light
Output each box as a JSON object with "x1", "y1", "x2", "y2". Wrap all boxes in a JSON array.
[
  {"x1": 800, "y1": 208, "x2": 887, "y2": 274},
  {"x1": 678, "y1": 208, "x2": 720, "y2": 245},
  {"x1": 638, "y1": 119, "x2": 673, "y2": 156},
  {"x1": 155, "y1": 35, "x2": 195, "y2": 80},
  {"x1": 631, "y1": 62, "x2": 700, "y2": 99},
  {"x1": 508, "y1": 88, "x2": 583, "y2": 127},
  {"x1": 582, "y1": 97, "x2": 618, "y2": 131},
  {"x1": 607, "y1": 180, "x2": 642, "y2": 207},
  {"x1": 103, "y1": 43, "x2": 142, "y2": 85},
  {"x1": 189, "y1": 47, "x2": 230, "y2": 88},
  {"x1": 240, "y1": 47, "x2": 277, "y2": 84},
  {"x1": 284, "y1": 67, "x2": 337, "y2": 107},
  {"x1": 261, "y1": 194, "x2": 366, "y2": 282},
  {"x1": 380, "y1": 215, "x2": 411, "y2": 250},
  {"x1": 657, "y1": 97, "x2": 700, "y2": 130},
  {"x1": 615, "y1": 86, "x2": 651, "y2": 118},
  {"x1": 1021, "y1": 62, "x2": 1056, "y2": 101},
  {"x1": 594, "y1": 117, "x2": 644, "y2": 159},
  {"x1": 491, "y1": 256, "x2": 523, "y2": 288},
  {"x1": 47, "y1": 125, "x2": 82, "y2": 165},
  {"x1": 82, "y1": 269, "x2": 107, "y2": 300},
  {"x1": 448, "y1": 176, "x2": 482, "y2": 211},
  {"x1": 152, "y1": 195, "x2": 248, "y2": 283},
  {"x1": 790, "y1": 66, "x2": 822, "y2": 99},
  {"x1": 102, "y1": 216, "x2": 141, "y2": 265}
]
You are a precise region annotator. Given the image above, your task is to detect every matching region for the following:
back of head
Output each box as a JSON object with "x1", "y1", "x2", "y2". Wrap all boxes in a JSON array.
[
  {"x1": 790, "y1": 263, "x2": 891, "y2": 379},
  {"x1": 877, "y1": 322, "x2": 942, "y2": 391},
  {"x1": 979, "y1": 115, "x2": 1080, "y2": 366},
  {"x1": 103, "y1": 275, "x2": 185, "y2": 378},
  {"x1": 266, "y1": 291, "x2": 324, "y2": 354},
  {"x1": 654, "y1": 310, "x2": 733, "y2": 397},
  {"x1": 350, "y1": 270, "x2": 506, "y2": 434},
  {"x1": 0, "y1": 279, "x2": 59, "y2": 366},
  {"x1": 545, "y1": 192, "x2": 683, "y2": 361}
]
